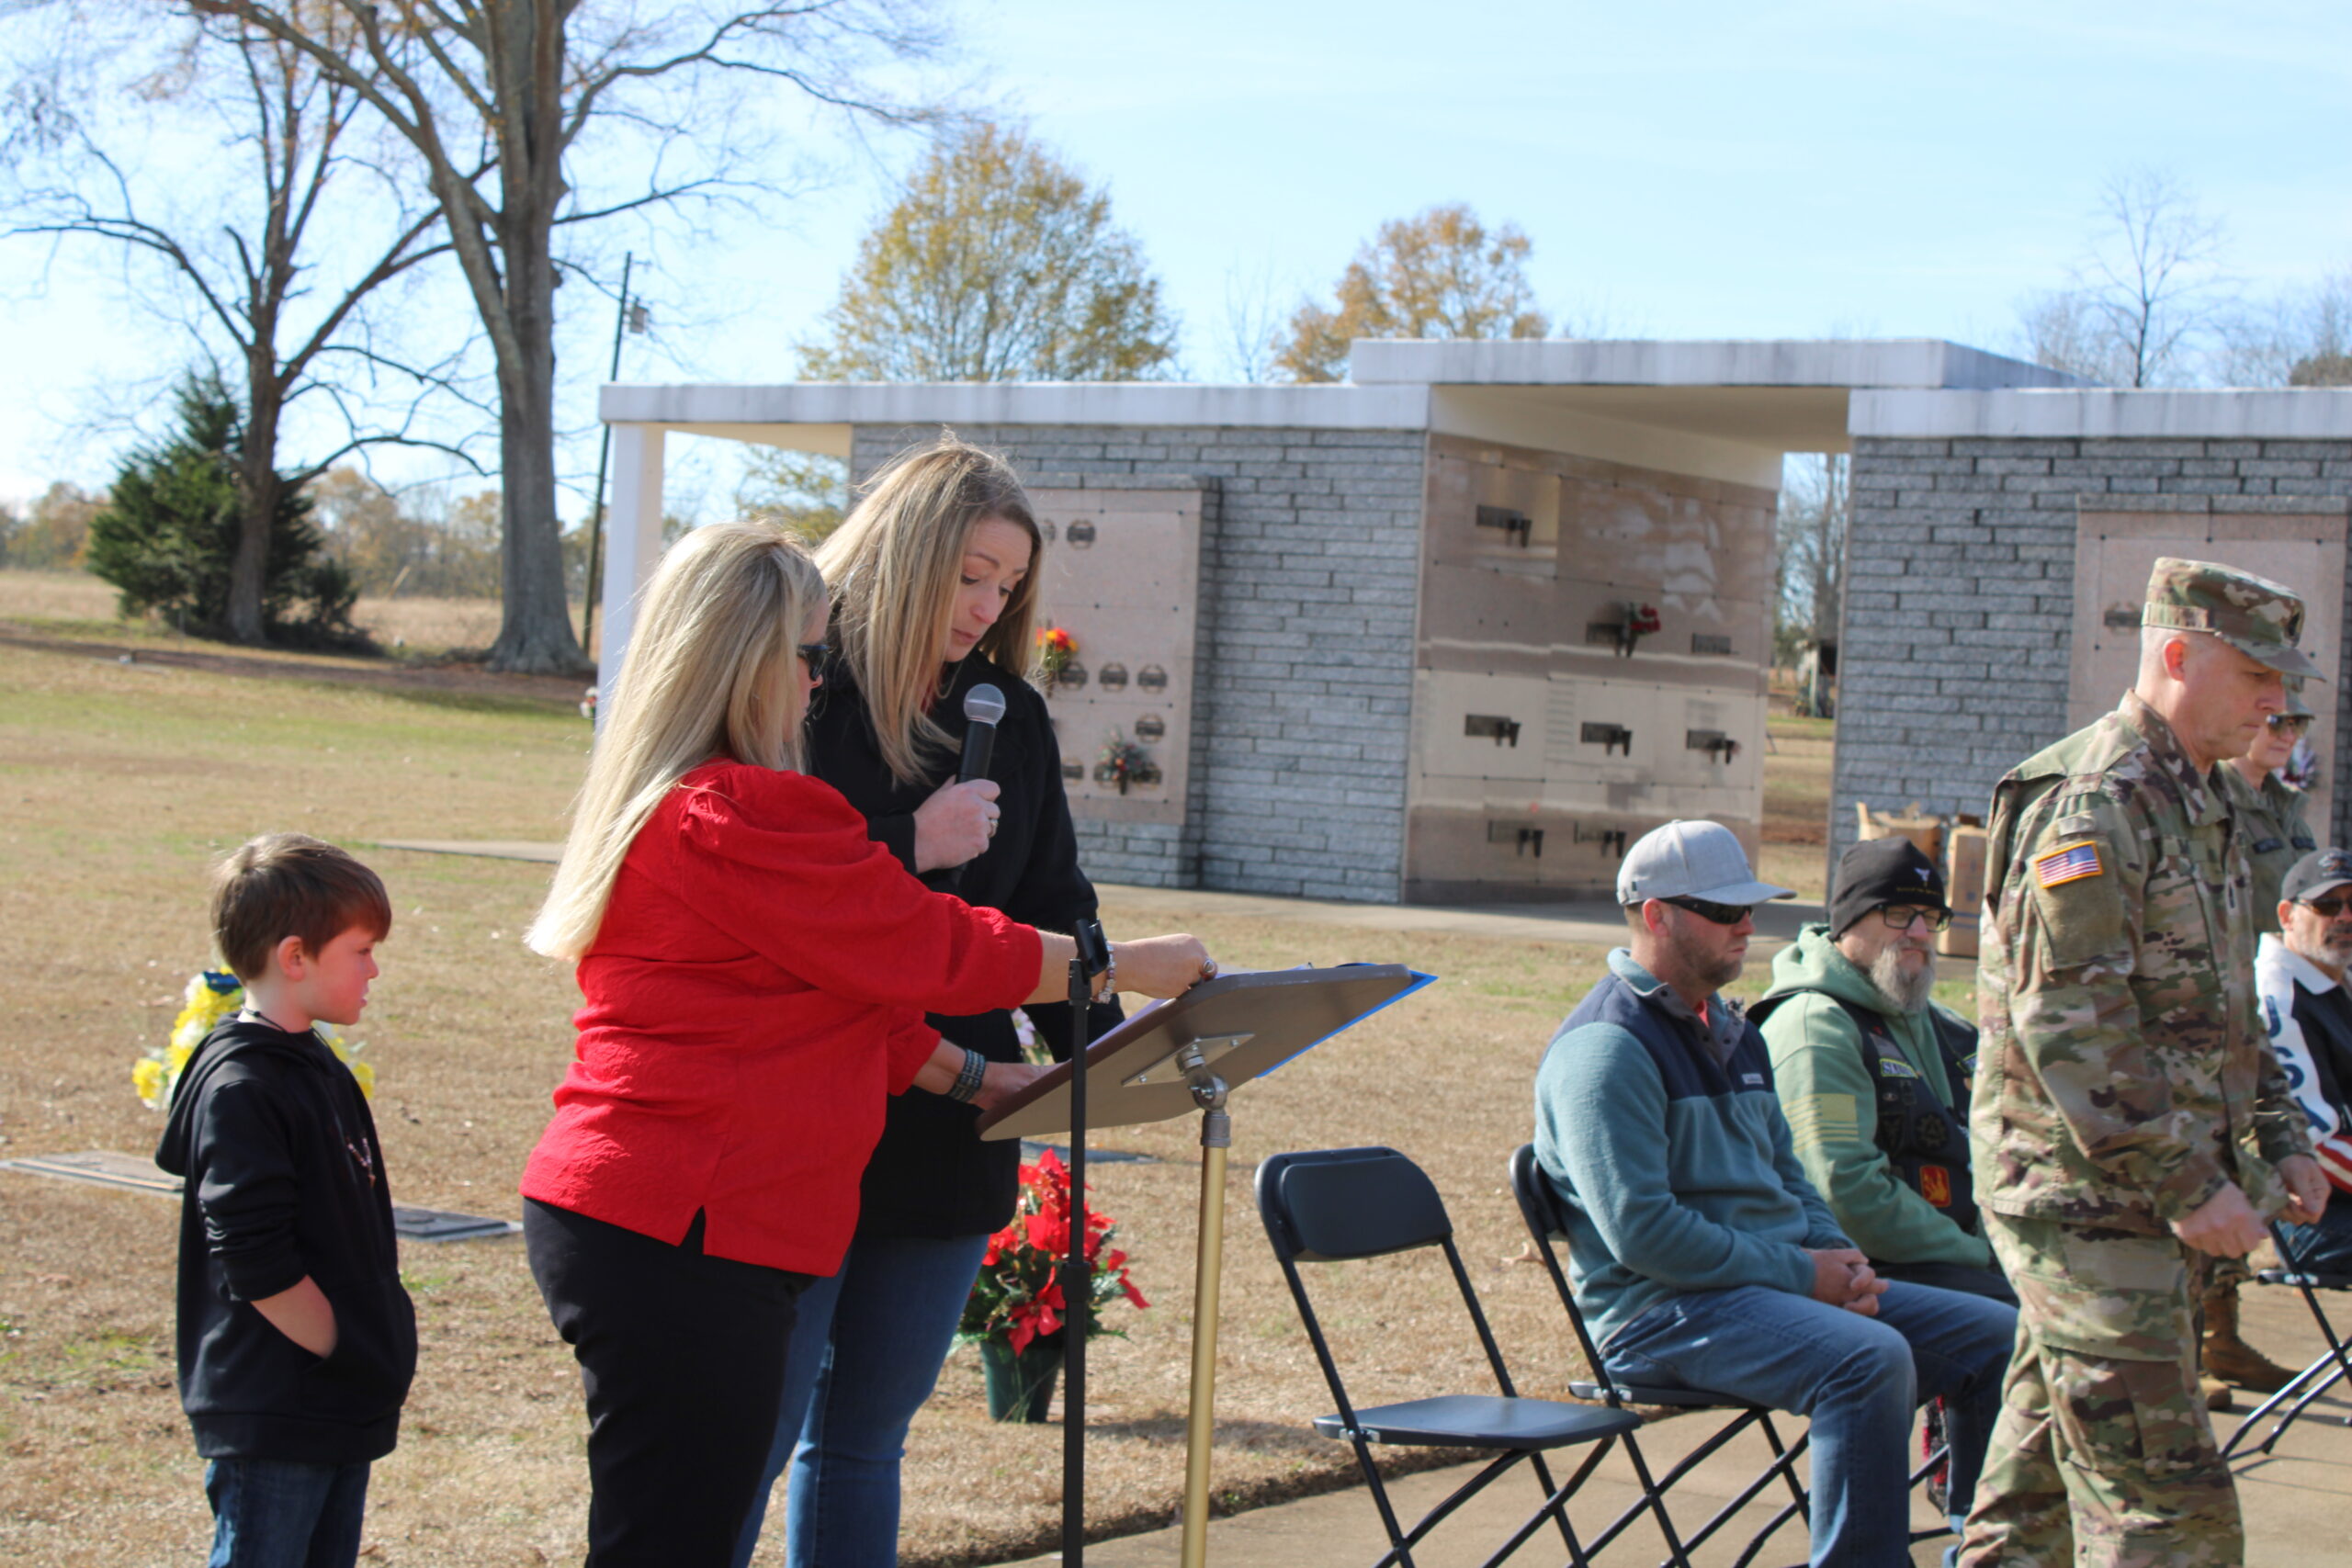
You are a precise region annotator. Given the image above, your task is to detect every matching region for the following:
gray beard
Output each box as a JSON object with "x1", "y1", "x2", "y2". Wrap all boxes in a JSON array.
[
  {"x1": 2288, "y1": 927, "x2": 2352, "y2": 979},
  {"x1": 1870, "y1": 944, "x2": 1938, "y2": 1012}
]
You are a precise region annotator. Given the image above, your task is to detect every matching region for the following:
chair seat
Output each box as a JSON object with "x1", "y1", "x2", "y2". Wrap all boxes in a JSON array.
[
  {"x1": 1313, "y1": 1393, "x2": 1642, "y2": 1450},
  {"x1": 1568, "y1": 1379, "x2": 1765, "y2": 1411}
]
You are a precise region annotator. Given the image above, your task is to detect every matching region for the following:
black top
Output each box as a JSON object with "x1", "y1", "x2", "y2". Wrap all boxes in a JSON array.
[
  {"x1": 154, "y1": 1018, "x2": 418, "y2": 1463},
  {"x1": 805, "y1": 651, "x2": 1120, "y2": 1238}
]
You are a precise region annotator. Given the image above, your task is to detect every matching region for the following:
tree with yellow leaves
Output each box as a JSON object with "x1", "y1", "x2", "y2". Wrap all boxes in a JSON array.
[
  {"x1": 802, "y1": 122, "x2": 1178, "y2": 382},
  {"x1": 1275, "y1": 204, "x2": 1549, "y2": 383}
]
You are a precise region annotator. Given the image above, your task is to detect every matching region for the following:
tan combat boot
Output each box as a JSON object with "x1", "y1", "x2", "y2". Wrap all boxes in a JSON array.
[{"x1": 2202, "y1": 1279, "x2": 2296, "y2": 1393}]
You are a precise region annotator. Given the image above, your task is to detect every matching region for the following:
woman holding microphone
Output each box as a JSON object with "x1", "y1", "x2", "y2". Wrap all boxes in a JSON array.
[
  {"x1": 735, "y1": 437, "x2": 1119, "y2": 1568},
  {"x1": 519, "y1": 519, "x2": 1209, "y2": 1567}
]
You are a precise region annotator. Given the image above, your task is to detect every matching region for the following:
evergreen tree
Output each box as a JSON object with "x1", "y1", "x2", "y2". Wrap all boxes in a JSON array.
[{"x1": 86, "y1": 375, "x2": 360, "y2": 645}]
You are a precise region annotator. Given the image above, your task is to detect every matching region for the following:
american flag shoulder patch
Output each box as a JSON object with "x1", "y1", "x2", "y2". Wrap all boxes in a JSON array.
[{"x1": 2035, "y1": 840, "x2": 2104, "y2": 888}]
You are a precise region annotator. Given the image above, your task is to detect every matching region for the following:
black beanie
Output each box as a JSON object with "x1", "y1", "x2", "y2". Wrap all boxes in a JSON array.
[{"x1": 1831, "y1": 837, "x2": 1949, "y2": 937}]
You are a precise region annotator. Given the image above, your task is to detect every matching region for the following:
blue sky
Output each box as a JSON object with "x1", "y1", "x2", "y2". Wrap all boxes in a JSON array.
[{"x1": 4, "y1": 0, "x2": 2346, "y2": 513}]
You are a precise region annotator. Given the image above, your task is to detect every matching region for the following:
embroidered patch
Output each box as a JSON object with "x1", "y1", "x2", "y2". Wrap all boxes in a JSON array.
[
  {"x1": 1740, "y1": 1072, "x2": 1765, "y2": 1087},
  {"x1": 2035, "y1": 840, "x2": 2104, "y2": 887},
  {"x1": 1874, "y1": 1055, "x2": 1921, "y2": 1080},
  {"x1": 1919, "y1": 1165, "x2": 1952, "y2": 1208}
]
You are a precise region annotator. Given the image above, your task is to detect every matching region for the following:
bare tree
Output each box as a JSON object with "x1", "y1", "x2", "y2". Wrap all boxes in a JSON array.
[
  {"x1": 5, "y1": 9, "x2": 470, "y2": 644},
  {"x1": 192, "y1": 0, "x2": 940, "y2": 672},
  {"x1": 1774, "y1": 453, "x2": 1847, "y2": 665},
  {"x1": 2018, "y1": 167, "x2": 2231, "y2": 388},
  {"x1": 1218, "y1": 254, "x2": 1285, "y2": 384},
  {"x1": 2213, "y1": 267, "x2": 2352, "y2": 387}
]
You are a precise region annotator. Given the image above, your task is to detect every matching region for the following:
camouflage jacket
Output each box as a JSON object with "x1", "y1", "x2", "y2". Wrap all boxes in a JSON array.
[
  {"x1": 2221, "y1": 766, "x2": 2314, "y2": 936},
  {"x1": 1972, "y1": 692, "x2": 2312, "y2": 1234}
]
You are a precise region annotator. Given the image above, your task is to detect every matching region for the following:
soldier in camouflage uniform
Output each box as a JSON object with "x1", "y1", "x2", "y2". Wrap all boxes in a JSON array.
[
  {"x1": 1957, "y1": 558, "x2": 2333, "y2": 1568},
  {"x1": 2200, "y1": 676, "x2": 2323, "y2": 1398}
]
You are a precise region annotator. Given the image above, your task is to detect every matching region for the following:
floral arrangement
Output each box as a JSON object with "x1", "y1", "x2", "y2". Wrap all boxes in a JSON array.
[
  {"x1": 1035, "y1": 625, "x2": 1077, "y2": 690},
  {"x1": 132, "y1": 969, "x2": 376, "y2": 1111},
  {"x1": 959, "y1": 1147, "x2": 1147, "y2": 1354},
  {"x1": 1095, "y1": 730, "x2": 1160, "y2": 795}
]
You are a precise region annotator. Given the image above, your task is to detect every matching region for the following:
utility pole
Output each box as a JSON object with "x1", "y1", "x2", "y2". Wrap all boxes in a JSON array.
[{"x1": 582, "y1": 253, "x2": 644, "y2": 658}]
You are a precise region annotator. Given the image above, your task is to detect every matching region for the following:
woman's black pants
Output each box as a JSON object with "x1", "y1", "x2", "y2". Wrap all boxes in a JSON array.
[{"x1": 525, "y1": 1199, "x2": 811, "y2": 1566}]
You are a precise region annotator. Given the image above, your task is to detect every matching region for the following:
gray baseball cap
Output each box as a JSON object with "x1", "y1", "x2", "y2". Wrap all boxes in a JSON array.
[{"x1": 1617, "y1": 819, "x2": 1795, "y2": 906}]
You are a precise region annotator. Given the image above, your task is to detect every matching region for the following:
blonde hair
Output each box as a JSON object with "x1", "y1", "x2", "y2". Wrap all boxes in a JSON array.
[
  {"x1": 526, "y1": 522, "x2": 829, "y2": 961},
  {"x1": 815, "y1": 434, "x2": 1042, "y2": 787}
]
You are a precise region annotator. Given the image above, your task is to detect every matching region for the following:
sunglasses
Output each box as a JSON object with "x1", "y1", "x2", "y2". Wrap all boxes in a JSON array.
[
  {"x1": 2268, "y1": 713, "x2": 2313, "y2": 735},
  {"x1": 1875, "y1": 905, "x2": 1953, "y2": 933},
  {"x1": 797, "y1": 641, "x2": 831, "y2": 671},
  {"x1": 1660, "y1": 895, "x2": 1752, "y2": 926},
  {"x1": 2302, "y1": 897, "x2": 2352, "y2": 919}
]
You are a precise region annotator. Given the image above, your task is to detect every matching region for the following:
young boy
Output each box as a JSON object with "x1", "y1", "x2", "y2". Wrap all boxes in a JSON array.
[{"x1": 155, "y1": 833, "x2": 416, "y2": 1567}]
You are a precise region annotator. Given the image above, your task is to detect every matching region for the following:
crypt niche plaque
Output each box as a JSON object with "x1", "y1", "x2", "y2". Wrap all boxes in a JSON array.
[{"x1": 1031, "y1": 486, "x2": 1204, "y2": 829}]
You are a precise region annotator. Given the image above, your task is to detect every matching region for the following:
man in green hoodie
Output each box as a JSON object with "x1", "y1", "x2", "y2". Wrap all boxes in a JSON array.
[{"x1": 1755, "y1": 837, "x2": 2011, "y2": 1303}]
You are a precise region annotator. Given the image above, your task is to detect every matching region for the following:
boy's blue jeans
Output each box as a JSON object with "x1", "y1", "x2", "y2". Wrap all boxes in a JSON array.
[
  {"x1": 734, "y1": 1230, "x2": 993, "y2": 1568},
  {"x1": 1600, "y1": 1280, "x2": 2016, "y2": 1568},
  {"x1": 204, "y1": 1457, "x2": 371, "y2": 1568}
]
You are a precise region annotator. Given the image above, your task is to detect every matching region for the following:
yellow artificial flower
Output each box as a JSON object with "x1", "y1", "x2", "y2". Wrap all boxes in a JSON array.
[
  {"x1": 132, "y1": 1056, "x2": 167, "y2": 1111},
  {"x1": 348, "y1": 1060, "x2": 376, "y2": 1099}
]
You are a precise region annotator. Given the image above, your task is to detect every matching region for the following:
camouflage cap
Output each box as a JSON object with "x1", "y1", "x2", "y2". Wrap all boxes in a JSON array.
[{"x1": 2142, "y1": 556, "x2": 2323, "y2": 678}]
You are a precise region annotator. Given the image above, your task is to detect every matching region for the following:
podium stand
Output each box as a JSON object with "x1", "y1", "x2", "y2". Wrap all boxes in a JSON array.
[{"x1": 977, "y1": 964, "x2": 1432, "y2": 1568}]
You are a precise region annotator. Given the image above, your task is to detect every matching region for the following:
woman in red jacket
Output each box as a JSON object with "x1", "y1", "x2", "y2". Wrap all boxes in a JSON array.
[{"x1": 519, "y1": 521, "x2": 1208, "y2": 1567}]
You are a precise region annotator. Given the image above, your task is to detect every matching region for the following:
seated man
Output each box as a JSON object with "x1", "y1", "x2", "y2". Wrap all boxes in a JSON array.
[
  {"x1": 1534, "y1": 819, "x2": 2017, "y2": 1566},
  {"x1": 2259, "y1": 847, "x2": 2351, "y2": 1272},
  {"x1": 1753, "y1": 838, "x2": 2012, "y2": 1303}
]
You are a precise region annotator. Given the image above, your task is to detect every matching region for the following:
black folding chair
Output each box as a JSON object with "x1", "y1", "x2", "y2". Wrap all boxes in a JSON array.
[
  {"x1": 2222, "y1": 1221, "x2": 2352, "y2": 1461},
  {"x1": 1257, "y1": 1146, "x2": 1649, "y2": 1568},
  {"x1": 1510, "y1": 1144, "x2": 1812, "y2": 1568}
]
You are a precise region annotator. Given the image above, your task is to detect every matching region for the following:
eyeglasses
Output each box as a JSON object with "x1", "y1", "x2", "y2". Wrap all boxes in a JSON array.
[
  {"x1": 2302, "y1": 897, "x2": 2352, "y2": 919},
  {"x1": 1659, "y1": 895, "x2": 1752, "y2": 926},
  {"x1": 797, "y1": 641, "x2": 831, "y2": 671},
  {"x1": 2268, "y1": 714, "x2": 2313, "y2": 735},
  {"x1": 1876, "y1": 905, "x2": 1952, "y2": 933}
]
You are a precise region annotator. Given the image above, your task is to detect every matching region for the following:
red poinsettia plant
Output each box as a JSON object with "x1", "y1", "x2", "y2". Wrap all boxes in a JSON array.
[{"x1": 958, "y1": 1148, "x2": 1148, "y2": 1354}]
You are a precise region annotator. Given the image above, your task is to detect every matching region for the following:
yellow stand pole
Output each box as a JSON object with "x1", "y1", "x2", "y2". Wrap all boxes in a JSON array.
[{"x1": 1178, "y1": 1053, "x2": 1232, "y2": 1568}]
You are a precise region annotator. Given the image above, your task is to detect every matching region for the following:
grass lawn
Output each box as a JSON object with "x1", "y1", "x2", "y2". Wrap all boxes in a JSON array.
[{"x1": 0, "y1": 577, "x2": 1875, "y2": 1563}]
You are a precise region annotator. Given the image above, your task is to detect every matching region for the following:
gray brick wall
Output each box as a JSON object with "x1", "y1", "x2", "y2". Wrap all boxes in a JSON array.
[
  {"x1": 1833, "y1": 437, "x2": 2352, "y2": 885},
  {"x1": 852, "y1": 423, "x2": 1429, "y2": 901}
]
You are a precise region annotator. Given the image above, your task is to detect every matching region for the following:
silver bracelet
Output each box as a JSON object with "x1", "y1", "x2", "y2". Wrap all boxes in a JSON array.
[
  {"x1": 945, "y1": 1047, "x2": 988, "y2": 1103},
  {"x1": 1090, "y1": 944, "x2": 1117, "y2": 1005}
]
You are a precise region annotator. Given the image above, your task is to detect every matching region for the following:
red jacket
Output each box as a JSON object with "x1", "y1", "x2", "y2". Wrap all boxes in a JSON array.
[{"x1": 519, "y1": 761, "x2": 1042, "y2": 1273}]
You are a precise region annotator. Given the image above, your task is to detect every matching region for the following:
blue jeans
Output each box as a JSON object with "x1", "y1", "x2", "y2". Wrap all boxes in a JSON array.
[
  {"x1": 733, "y1": 1231, "x2": 993, "y2": 1568},
  {"x1": 204, "y1": 1457, "x2": 371, "y2": 1568},
  {"x1": 1600, "y1": 1281, "x2": 2016, "y2": 1568}
]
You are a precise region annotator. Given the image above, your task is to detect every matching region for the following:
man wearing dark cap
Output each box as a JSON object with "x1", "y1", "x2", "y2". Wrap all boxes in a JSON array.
[
  {"x1": 1755, "y1": 838, "x2": 2009, "y2": 1303},
  {"x1": 1958, "y1": 559, "x2": 2330, "y2": 1568},
  {"x1": 2258, "y1": 848, "x2": 2352, "y2": 1275}
]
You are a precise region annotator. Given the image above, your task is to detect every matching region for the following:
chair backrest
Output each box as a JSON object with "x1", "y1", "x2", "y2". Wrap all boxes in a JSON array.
[
  {"x1": 1257, "y1": 1146, "x2": 1518, "y2": 1415},
  {"x1": 1260, "y1": 1145, "x2": 1453, "y2": 1264},
  {"x1": 1508, "y1": 1142, "x2": 1613, "y2": 1389}
]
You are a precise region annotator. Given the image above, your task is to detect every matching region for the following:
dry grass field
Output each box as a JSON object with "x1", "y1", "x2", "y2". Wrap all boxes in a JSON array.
[
  {"x1": 0, "y1": 632, "x2": 1656, "y2": 1566},
  {"x1": 0, "y1": 581, "x2": 1860, "y2": 1564},
  {"x1": 0, "y1": 567, "x2": 582, "y2": 661}
]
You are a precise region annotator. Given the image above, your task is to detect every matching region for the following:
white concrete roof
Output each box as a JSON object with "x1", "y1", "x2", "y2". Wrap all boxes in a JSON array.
[
  {"x1": 1349, "y1": 338, "x2": 2090, "y2": 390},
  {"x1": 1851, "y1": 388, "x2": 2352, "y2": 439}
]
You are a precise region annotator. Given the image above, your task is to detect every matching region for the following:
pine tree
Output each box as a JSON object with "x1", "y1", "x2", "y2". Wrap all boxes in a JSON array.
[{"x1": 86, "y1": 375, "x2": 360, "y2": 645}]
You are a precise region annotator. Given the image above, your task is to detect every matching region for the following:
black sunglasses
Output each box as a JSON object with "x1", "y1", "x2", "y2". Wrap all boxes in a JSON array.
[
  {"x1": 1660, "y1": 895, "x2": 1752, "y2": 926},
  {"x1": 2269, "y1": 713, "x2": 2313, "y2": 735},
  {"x1": 2303, "y1": 896, "x2": 2352, "y2": 919},
  {"x1": 797, "y1": 641, "x2": 831, "y2": 670}
]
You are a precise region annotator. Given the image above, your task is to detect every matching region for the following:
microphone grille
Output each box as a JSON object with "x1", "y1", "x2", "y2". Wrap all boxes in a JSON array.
[{"x1": 963, "y1": 683, "x2": 1008, "y2": 725}]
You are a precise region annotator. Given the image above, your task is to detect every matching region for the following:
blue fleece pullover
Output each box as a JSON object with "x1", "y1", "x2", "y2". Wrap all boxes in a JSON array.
[{"x1": 1533, "y1": 949, "x2": 1851, "y2": 1348}]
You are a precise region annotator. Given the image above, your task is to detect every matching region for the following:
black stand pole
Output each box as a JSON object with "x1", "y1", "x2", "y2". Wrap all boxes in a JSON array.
[
  {"x1": 1062, "y1": 919, "x2": 1108, "y2": 1567},
  {"x1": 581, "y1": 252, "x2": 635, "y2": 658}
]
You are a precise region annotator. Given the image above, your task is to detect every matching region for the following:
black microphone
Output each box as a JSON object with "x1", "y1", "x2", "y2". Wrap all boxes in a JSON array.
[{"x1": 959, "y1": 683, "x2": 1006, "y2": 783}]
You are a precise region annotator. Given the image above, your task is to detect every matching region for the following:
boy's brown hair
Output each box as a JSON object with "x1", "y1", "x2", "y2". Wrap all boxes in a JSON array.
[{"x1": 210, "y1": 833, "x2": 392, "y2": 981}]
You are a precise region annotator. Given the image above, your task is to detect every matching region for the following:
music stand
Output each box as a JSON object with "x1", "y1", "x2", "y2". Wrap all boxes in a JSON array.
[{"x1": 977, "y1": 963, "x2": 1433, "y2": 1568}]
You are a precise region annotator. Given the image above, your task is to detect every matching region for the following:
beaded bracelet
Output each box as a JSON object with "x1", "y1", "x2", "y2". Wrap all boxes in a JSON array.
[
  {"x1": 1090, "y1": 943, "x2": 1117, "y2": 1005},
  {"x1": 946, "y1": 1047, "x2": 989, "y2": 1104}
]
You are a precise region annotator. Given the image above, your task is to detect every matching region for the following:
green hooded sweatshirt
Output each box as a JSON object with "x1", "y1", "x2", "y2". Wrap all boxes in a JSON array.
[{"x1": 1755, "y1": 923, "x2": 1995, "y2": 1270}]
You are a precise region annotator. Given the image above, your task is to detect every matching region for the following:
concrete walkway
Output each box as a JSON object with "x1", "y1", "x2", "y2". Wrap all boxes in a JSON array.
[{"x1": 1006, "y1": 1282, "x2": 2350, "y2": 1567}]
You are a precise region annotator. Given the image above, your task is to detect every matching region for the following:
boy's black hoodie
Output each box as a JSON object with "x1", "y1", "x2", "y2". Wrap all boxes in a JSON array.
[{"x1": 155, "y1": 1017, "x2": 416, "y2": 1463}]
